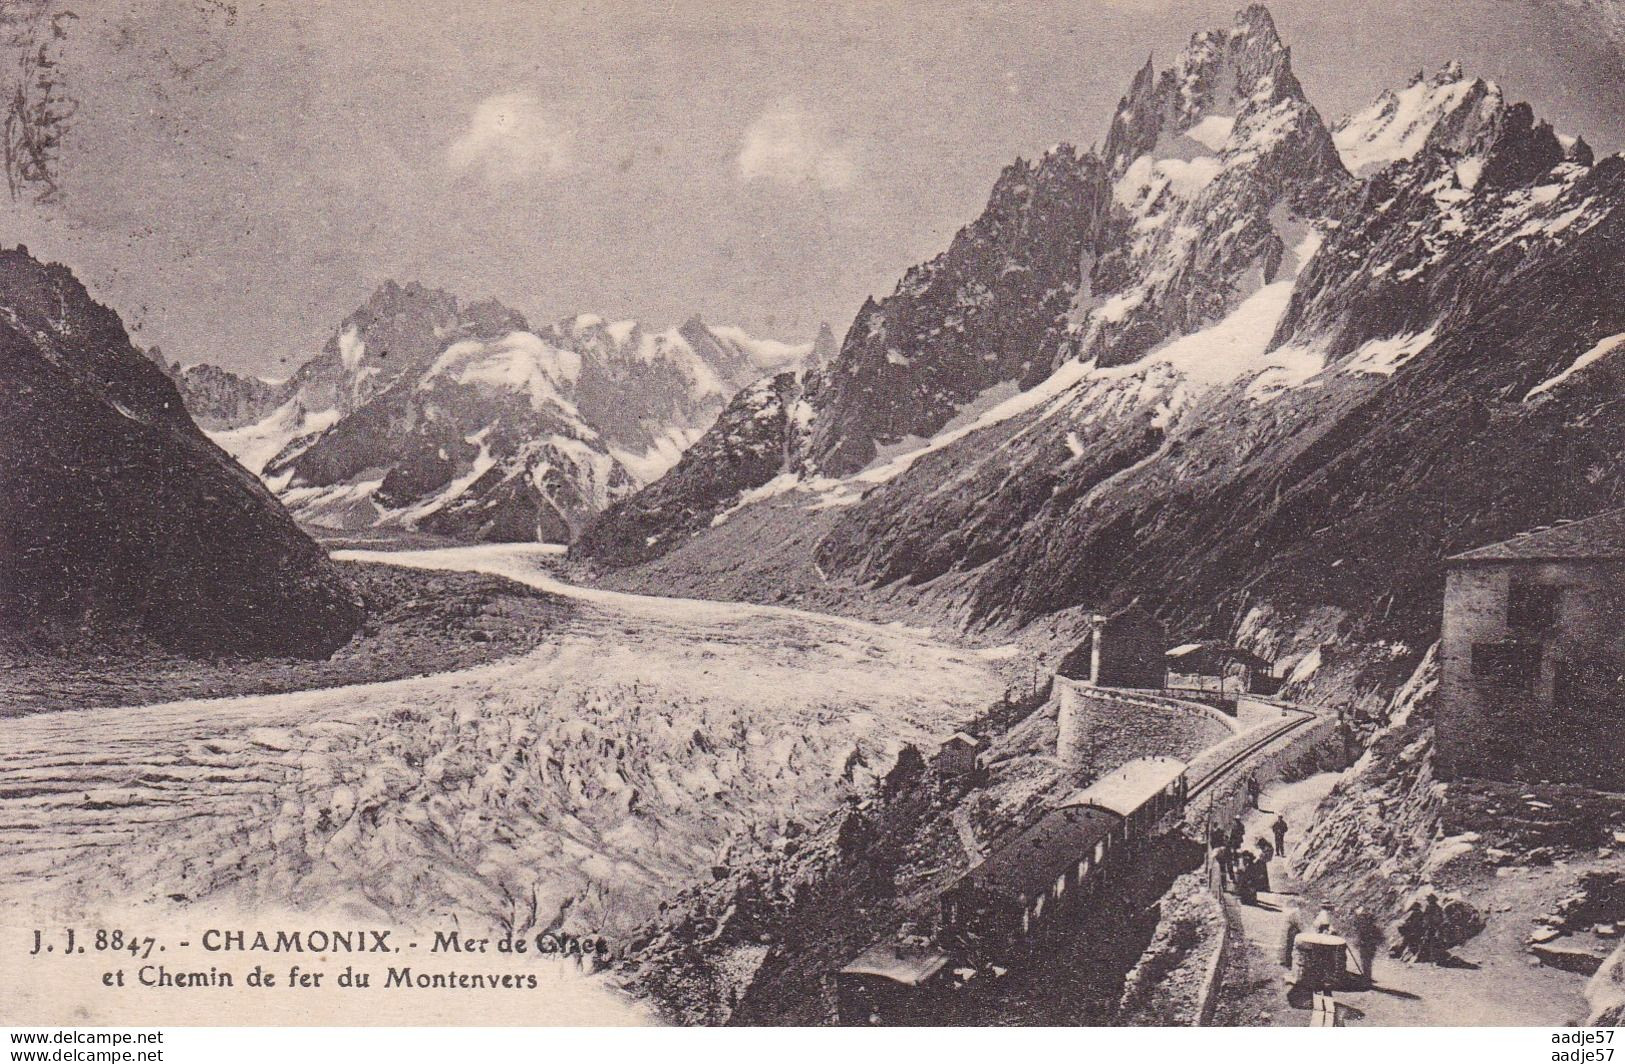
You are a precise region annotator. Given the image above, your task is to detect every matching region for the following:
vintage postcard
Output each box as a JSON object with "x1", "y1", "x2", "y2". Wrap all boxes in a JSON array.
[{"x1": 0, "y1": 0, "x2": 1622, "y2": 1038}]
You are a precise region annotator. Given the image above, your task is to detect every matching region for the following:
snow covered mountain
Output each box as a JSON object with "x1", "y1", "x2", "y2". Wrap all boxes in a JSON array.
[
  {"x1": 206, "y1": 281, "x2": 821, "y2": 543},
  {"x1": 579, "y1": 4, "x2": 1625, "y2": 673},
  {"x1": 1072, "y1": 4, "x2": 1345, "y2": 372}
]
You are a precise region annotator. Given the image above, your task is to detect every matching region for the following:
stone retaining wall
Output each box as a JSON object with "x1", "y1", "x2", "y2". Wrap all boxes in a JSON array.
[{"x1": 1054, "y1": 677, "x2": 1238, "y2": 770}]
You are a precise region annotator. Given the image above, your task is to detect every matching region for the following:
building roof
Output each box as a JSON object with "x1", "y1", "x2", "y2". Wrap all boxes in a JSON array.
[
  {"x1": 963, "y1": 804, "x2": 1119, "y2": 900},
  {"x1": 1165, "y1": 642, "x2": 1271, "y2": 671},
  {"x1": 943, "y1": 731, "x2": 982, "y2": 748},
  {"x1": 839, "y1": 942, "x2": 951, "y2": 986},
  {"x1": 1448, "y1": 509, "x2": 1625, "y2": 564},
  {"x1": 1062, "y1": 756, "x2": 1187, "y2": 817}
]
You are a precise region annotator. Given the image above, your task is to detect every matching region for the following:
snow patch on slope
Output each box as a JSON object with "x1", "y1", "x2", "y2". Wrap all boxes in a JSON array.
[
  {"x1": 1114, "y1": 154, "x2": 1223, "y2": 211},
  {"x1": 1341, "y1": 327, "x2": 1439, "y2": 376},
  {"x1": 1185, "y1": 114, "x2": 1236, "y2": 152},
  {"x1": 1105, "y1": 229, "x2": 1323, "y2": 393},
  {"x1": 208, "y1": 400, "x2": 343, "y2": 475},
  {"x1": 1526, "y1": 333, "x2": 1625, "y2": 400},
  {"x1": 707, "y1": 325, "x2": 815, "y2": 375},
  {"x1": 1333, "y1": 68, "x2": 1490, "y2": 176},
  {"x1": 337, "y1": 326, "x2": 366, "y2": 372},
  {"x1": 384, "y1": 440, "x2": 499, "y2": 527},
  {"x1": 854, "y1": 358, "x2": 1097, "y2": 488},
  {"x1": 280, "y1": 477, "x2": 385, "y2": 529},
  {"x1": 610, "y1": 425, "x2": 708, "y2": 485},
  {"x1": 1133, "y1": 276, "x2": 1297, "y2": 389},
  {"x1": 426, "y1": 331, "x2": 588, "y2": 423}
]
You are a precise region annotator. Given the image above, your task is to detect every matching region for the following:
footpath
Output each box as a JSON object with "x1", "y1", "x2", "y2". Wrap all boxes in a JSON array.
[{"x1": 1211, "y1": 776, "x2": 1595, "y2": 1026}]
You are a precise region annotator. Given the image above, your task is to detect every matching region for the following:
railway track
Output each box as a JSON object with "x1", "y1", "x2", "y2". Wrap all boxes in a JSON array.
[{"x1": 1187, "y1": 704, "x2": 1319, "y2": 800}]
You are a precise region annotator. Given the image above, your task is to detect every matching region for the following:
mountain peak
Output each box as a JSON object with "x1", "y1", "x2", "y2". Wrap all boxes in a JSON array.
[
  {"x1": 1102, "y1": 3, "x2": 1309, "y2": 176},
  {"x1": 1479, "y1": 101, "x2": 1567, "y2": 189},
  {"x1": 1332, "y1": 64, "x2": 1502, "y2": 177},
  {"x1": 356, "y1": 278, "x2": 460, "y2": 323},
  {"x1": 809, "y1": 322, "x2": 839, "y2": 371},
  {"x1": 1231, "y1": 3, "x2": 1282, "y2": 45},
  {"x1": 461, "y1": 297, "x2": 529, "y2": 337},
  {"x1": 676, "y1": 314, "x2": 714, "y2": 350},
  {"x1": 1433, "y1": 59, "x2": 1466, "y2": 86}
]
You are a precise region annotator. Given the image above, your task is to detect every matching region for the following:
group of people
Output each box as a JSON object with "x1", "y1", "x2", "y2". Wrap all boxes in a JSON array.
[
  {"x1": 1208, "y1": 810, "x2": 1289, "y2": 906},
  {"x1": 1393, "y1": 894, "x2": 1451, "y2": 964},
  {"x1": 1280, "y1": 905, "x2": 1384, "y2": 987}
]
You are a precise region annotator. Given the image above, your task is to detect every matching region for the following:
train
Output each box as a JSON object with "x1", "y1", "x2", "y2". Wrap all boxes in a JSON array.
[{"x1": 835, "y1": 755, "x2": 1190, "y2": 1025}]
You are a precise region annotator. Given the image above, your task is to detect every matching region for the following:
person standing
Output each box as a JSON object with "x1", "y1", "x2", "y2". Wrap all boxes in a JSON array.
[
  {"x1": 1272, "y1": 813, "x2": 1288, "y2": 856},
  {"x1": 1281, "y1": 906, "x2": 1304, "y2": 968},
  {"x1": 1229, "y1": 816, "x2": 1245, "y2": 852},
  {"x1": 1237, "y1": 852, "x2": 1258, "y2": 905},
  {"x1": 1215, "y1": 843, "x2": 1234, "y2": 890},
  {"x1": 1395, "y1": 900, "x2": 1426, "y2": 960},
  {"x1": 1420, "y1": 895, "x2": 1446, "y2": 963},
  {"x1": 1348, "y1": 907, "x2": 1382, "y2": 986}
]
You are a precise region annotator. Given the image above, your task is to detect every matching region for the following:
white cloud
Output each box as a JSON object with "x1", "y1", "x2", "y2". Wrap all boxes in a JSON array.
[
  {"x1": 736, "y1": 99, "x2": 858, "y2": 192},
  {"x1": 446, "y1": 90, "x2": 572, "y2": 183}
]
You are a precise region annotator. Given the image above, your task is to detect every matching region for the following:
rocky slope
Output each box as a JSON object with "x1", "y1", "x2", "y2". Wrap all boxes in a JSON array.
[
  {"x1": 206, "y1": 280, "x2": 821, "y2": 544},
  {"x1": 581, "y1": 4, "x2": 1625, "y2": 676},
  {"x1": 0, "y1": 247, "x2": 363, "y2": 657},
  {"x1": 806, "y1": 145, "x2": 1108, "y2": 473},
  {"x1": 575, "y1": 372, "x2": 808, "y2": 566},
  {"x1": 148, "y1": 348, "x2": 290, "y2": 430}
]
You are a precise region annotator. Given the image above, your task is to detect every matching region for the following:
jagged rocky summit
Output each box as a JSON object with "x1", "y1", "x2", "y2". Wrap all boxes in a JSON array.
[
  {"x1": 149, "y1": 348, "x2": 289, "y2": 430},
  {"x1": 578, "y1": 4, "x2": 1625, "y2": 668}
]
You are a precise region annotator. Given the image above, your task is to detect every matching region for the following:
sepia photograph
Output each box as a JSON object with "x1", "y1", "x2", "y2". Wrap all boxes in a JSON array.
[{"x1": 0, "y1": 0, "x2": 1622, "y2": 1046}]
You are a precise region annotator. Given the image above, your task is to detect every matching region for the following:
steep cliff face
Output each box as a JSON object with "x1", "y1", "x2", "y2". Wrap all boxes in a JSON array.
[
  {"x1": 149, "y1": 350, "x2": 289, "y2": 430},
  {"x1": 806, "y1": 146, "x2": 1109, "y2": 474},
  {"x1": 580, "y1": 5, "x2": 1625, "y2": 674},
  {"x1": 0, "y1": 248, "x2": 362, "y2": 657},
  {"x1": 575, "y1": 373, "x2": 807, "y2": 566}
]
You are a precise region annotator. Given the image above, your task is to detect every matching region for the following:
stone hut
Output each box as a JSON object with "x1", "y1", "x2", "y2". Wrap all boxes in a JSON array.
[
  {"x1": 1439, "y1": 509, "x2": 1625, "y2": 790},
  {"x1": 1056, "y1": 603, "x2": 1167, "y2": 689}
]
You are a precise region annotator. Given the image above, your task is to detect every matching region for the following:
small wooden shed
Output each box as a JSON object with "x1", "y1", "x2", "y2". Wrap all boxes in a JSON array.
[{"x1": 935, "y1": 732, "x2": 986, "y2": 776}]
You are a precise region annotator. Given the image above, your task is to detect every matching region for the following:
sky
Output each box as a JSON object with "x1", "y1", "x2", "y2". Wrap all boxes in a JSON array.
[{"x1": 8, "y1": 0, "x2": 1624, "y2": 378}]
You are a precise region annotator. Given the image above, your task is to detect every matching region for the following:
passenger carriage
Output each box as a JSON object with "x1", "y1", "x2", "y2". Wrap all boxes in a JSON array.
[{"x1": 835, "y1": 756, "x2": 1188, "y2": 1024}]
